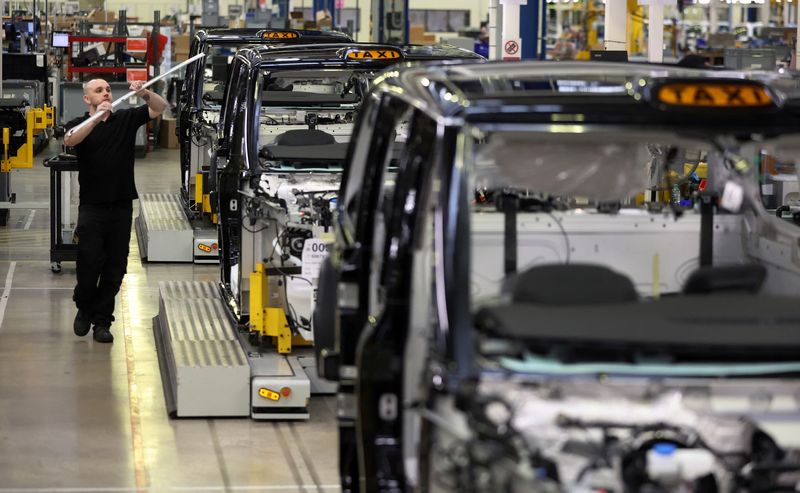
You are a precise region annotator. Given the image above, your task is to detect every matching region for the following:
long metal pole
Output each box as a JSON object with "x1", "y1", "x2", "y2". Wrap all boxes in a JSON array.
[{"x1": 66, "y1": 52, "x2": 205, "y2": 138}]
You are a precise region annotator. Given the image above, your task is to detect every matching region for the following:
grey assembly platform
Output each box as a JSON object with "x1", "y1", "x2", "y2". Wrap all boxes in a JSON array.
[{"x1": 154, "y1": 281, "x2": 316, "y2": 420}]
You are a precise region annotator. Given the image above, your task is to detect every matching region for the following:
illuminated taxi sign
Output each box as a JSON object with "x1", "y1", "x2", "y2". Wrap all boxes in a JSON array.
[
  {"x1": 655, "y1": 81, "x2": 774, "y2": 108},
  {"x1": 345, "y1": 48, "x2": 402, "y2": 60},
  {"x1": 259, "y1": 388, "x2": 281, "y2": 401},
  {"x1": 261, "y1": 31, "x2": 300, "y2": 40}
]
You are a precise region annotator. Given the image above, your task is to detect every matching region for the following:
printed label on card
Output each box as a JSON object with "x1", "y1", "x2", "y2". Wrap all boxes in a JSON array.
[{"x1": 301, "y1": 239, "x2": 330, "y2": 279}]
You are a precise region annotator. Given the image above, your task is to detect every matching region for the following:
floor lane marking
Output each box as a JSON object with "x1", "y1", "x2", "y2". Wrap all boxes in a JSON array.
[
  {"x1": 8, "y1": 287, "x2": 74, "y2": 290},
  {"x1": 273, "y1": 423, "x2": 309, "y2": 493},
  {"x1": 0, "y1": 486, "x2": 341, "y2": 492},
  {"x1": 288, "y1": 423, "x2": 325, "y2": 493},
  {"x1": 208, "y1": 420, "x2": 233, "y2": 493},
  {"x1": 121, "y1": 280, "x2": 149, "y2": 490},
  {"x1": 0, "y1": 262, "x2": 17, "y2": 328},
  {"x1": 23, "y1": 210, "x2": 35, "y2": 230}
]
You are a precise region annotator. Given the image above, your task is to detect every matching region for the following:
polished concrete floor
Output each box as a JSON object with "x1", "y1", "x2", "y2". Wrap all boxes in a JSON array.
[{"x1": 0, "y1": 140, "x2": 339, "y2": 493}]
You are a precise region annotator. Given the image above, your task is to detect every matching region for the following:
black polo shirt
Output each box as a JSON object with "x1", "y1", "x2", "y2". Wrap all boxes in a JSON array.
[{"x1": 65, "y1": 105, "x2": 151, "y2": 205}]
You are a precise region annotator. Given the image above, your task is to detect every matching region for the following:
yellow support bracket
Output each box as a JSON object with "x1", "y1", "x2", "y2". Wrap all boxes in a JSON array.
[
  {"x1": 249, "y1": 263, "x2": 294, "y2": 354},
  {"x1": 1, "y1": 128, "x2": 9, "y2": 170},
  {"x1": 194, "y1": 172, "x2": 203, "y2": 206},
  {"x1": 194, "y1": 172, "x2": 213, "y2": 216},
  {"x1": 2, "y1": 105, "x2": 55, "y2": 172}
]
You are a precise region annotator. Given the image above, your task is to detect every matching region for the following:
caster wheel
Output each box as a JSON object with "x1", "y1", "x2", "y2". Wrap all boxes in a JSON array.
[{"x1": 51, "y1": 262, "x2": 62, "y2": 273}]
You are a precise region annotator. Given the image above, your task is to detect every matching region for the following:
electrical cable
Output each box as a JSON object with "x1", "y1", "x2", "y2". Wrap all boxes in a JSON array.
[
  {"x1": 240, "y1": 200, "x2": 275, "y2": 234},
  {"x1": 261, "y1": 226, "x2": 314, "y2": 288},
  {"x1": 241, "y1": 222, "x2": 271, "y2": 234},
  {"x1": 546, "y1": 211, "x2": 571, "y2": 264},
  {"x1": 271, "y1": 264, "x2": 314, "y2": 287}
]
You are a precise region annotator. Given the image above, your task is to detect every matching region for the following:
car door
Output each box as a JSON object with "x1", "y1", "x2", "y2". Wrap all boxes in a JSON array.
[
  {"x1": 354, "y1": 106, "x2": 440, "y2": 492},
  {"x1": 314, "y1": 91, "x2": 416, "y2": 492}
]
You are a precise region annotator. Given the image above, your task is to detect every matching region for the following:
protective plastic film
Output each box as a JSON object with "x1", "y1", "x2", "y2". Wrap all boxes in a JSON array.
[{"x1": 475, "y1": 131, "x2": 654, "y2": 202}]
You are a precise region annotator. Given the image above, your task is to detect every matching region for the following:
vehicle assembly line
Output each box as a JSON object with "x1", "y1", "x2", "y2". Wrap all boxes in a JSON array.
[{"x1": 4, "y1": 2, "x2": 800, "y2": 491}]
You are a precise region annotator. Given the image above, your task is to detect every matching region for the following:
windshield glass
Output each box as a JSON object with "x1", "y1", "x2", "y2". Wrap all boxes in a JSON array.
[{"x1": 261, "y1": 69, "x2": 370, "y2": 105}]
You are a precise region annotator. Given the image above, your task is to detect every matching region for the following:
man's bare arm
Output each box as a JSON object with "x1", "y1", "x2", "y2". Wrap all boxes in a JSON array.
[
  {"x1": 130, "y1": 81, "x2": 168, "y2": 119},
  {"x1": 64, "y1": 101, "x2": 111, "y2": 147}
]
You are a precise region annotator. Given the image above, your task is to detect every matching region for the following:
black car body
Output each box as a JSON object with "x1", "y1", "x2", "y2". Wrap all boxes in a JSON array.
[
  {"x1": 320, "y1": 61, "x2": 800, "y2": 492},
  {"x1": 213, "y1": 42, "x2": 483, "y2": 333},
  {"x1": 177, "y1": 28, "x2": 352, "y2": 214}
]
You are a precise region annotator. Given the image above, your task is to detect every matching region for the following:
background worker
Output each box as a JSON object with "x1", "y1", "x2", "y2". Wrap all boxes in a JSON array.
[{"x1": 64, "y1": 77, "x2": 167, "y2": 343}]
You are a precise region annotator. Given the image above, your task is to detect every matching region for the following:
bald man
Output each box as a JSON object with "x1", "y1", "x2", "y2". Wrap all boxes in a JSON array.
[{"x1": 64, "y1": 77, "x2": 167, "y2": 343}]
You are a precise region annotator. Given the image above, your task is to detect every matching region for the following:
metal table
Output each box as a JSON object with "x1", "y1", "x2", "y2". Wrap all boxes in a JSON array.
[{"x1": 43, "y1": 154, "x2": 79, "y2": 273}]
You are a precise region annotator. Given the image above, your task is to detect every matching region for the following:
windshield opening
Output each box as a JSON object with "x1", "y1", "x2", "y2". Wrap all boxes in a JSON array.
[
  {"x1": 252, "y1": 68, "x2": 377, "y2": 172},
  {"x1": 460, "y1": 127, "x2": 800, "y2": 366},
  {"x1": 201, "y1": 46, "x2": 236, "y2": 105}
]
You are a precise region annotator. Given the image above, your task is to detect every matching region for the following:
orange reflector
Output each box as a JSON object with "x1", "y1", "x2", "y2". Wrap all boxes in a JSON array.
[
  {"x1": 262, "y1": 31, "x2": 299, "y2": 39},
  {"x1": 345, "y1": 49, "x2": 402, "y2": 60},
  {"x1": 197, "y1": 243, "x2": 212, "y2": 253},
  {"x1": 259, "y1": 388, "x2": 280, "y2": 401},
  {"x1": 281, "y1": 387, "x2": 291, "y2": 397},
  {"x1": 656, "y1": 82, "x2": 773, "y2": 108}
]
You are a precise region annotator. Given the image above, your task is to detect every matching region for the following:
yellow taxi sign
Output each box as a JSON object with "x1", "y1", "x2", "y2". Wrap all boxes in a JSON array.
[
  {"x1": 345, "y1": 49, "x2": 402, "y2": 60},
  {"x1": 261, "y1": 31, "x2": 299, "y2": 39},
  {"x1": 655, "y1": 82, "x2": 774, "y2": 108},
  {"x1": 259, "y1": 388, "x2": 281, "y2": 401}
]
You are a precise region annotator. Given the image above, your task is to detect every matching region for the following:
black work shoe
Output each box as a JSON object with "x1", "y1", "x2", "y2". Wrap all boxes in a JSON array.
[
  {"x1": 73, "y1": 310, "x2": 91, "y2": 337},
  {"x1": 92, "y1": 326, "x2": 114, "y2": 343}
]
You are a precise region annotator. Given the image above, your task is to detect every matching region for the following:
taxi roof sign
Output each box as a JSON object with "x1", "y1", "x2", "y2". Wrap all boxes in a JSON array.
[
  {"x1": 262, "y1": 31, "x2": 300, "y2": 39},
  {"x1": 344, "y1": 48, "x2": 402, "y2": 60},
  {"x1": 654, "y1": 80, "x2": 776, "y2": 109}
]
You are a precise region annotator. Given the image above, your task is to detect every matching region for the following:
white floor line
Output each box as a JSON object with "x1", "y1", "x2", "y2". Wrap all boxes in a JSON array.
[
  {"x1": 0, "y1": 262, "x2": 17, "y2": 328},
  {"x1": 0, "y1": 486, "x2": 140, "y2": 493},
  {"x1": 8, "y1": 287, "x2": 73, "y2": 291},
  {"x1": 0, "y1": 489, "x2": 140, "y2": 493},
  {"x1": 23, "y1": 210, "x2": 35, "y2": 230},
  {"x1": 0, "y1": 486, "x2": 340, "y2": 493},
  {"x1": 170, "y1": 486, "x2": 341, "y2": 491}
]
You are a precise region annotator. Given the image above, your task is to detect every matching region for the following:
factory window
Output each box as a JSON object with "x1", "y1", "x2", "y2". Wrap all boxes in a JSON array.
[
  {"x1": 292, "y1": 8, "x2": 360, "y2": 31},
  {"x1": 409, "y1": 9, "x2": 470, "y2": 33}
]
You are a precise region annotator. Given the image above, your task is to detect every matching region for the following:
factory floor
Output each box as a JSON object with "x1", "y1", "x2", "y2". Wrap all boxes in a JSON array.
[{"x1": 0, "y1": 140, "x2": 339, "y2": 493}]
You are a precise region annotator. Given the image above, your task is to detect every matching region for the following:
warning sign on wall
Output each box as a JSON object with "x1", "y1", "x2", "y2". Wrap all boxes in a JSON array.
[{"x1": 503, "y1": 38, "x2": 521, "y2": 61}]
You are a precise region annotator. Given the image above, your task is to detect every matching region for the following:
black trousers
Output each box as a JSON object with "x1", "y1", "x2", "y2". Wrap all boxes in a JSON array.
[{"x1": 73, "y1": 201, "x2": 133, "y2": 327}]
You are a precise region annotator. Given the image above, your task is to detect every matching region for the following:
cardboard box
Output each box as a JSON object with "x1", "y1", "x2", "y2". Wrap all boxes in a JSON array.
[
  {"x1": 55, "y1": 18, "x2": 77, "y2": 31},
  {"x1": 159, "y1": 117, "x2": 179, "y2": 149},
  {"x1": 410, "y1": 25, "x2": 427, "y2": 44},
  {"x1": 290, "y1": 11, "x2": 305, "y2": 30},
  {"x1": 172, "y1": 34, "x2": 190, "y2": 54},
  {"x1": 87, "y1": 9, "x2": 116, "y2": 23}
]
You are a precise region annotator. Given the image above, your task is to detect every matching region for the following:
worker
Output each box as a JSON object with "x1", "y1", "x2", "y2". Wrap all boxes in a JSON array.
[{"x1": 64, "y1": 77, "x2": 167, "y2": 343}]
